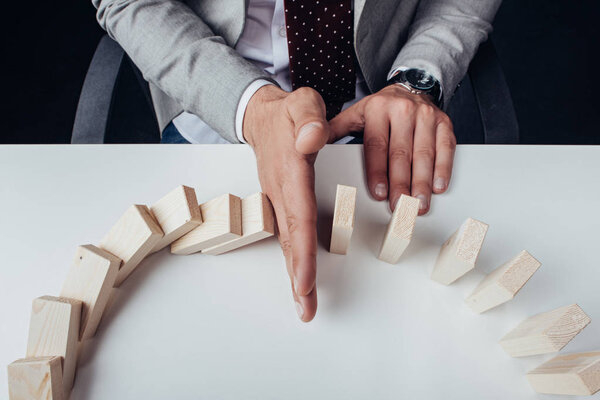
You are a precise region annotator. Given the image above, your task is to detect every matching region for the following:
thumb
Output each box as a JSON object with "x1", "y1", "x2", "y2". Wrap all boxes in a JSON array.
[
  {"x1": 328, "y1": 101, "x2": 366, "y2": 143},
  {"x1": 287, "y1": 88, "x2": 331, "y2": 154}
]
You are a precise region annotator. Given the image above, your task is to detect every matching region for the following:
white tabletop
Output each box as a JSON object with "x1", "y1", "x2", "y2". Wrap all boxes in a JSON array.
[{"x1": 0, "y1": 144, "x2": 599, "y2": 400}]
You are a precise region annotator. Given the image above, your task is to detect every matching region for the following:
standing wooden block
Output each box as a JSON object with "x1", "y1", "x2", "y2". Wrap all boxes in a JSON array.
[
  {"x1": 526, "y1": 351, "x2": 600, "y2": 395},
  {"x1": 26, "y1": 296, "x2": 81, "y2": 397},
  {"x1": 60, "y1": 245, "x2": 121, "y2": 340},
  {"x1": 99, "y1": 204, "x2": 164, "y2": 287},
  {"x1": 465, "y1": 250, "x2": 541, "y2": 313},
  {"x1": 150, "y1": 185, "x2": 203, "y2": 253},
  {"x1": 203, "y1": 193, "x2": 275, "y2": 255},
  {"x1": 329, "y1": 184, "x2": 357, "y2": 255},
  {"x1": 431, "y1": 217, "x2": 488, "y2": 285},
  {"x1": 499, "y1": 304, "x2": 591, "y2": 357},
  {"x1": 8, "y1": 356, "x2": 64, "y2": 400},
  {"x1": 377, "y1": 194, "x2": 419, "y2": 264},
  {"x1": 171, "y1": 194, "x2": 242, "y2": 255}
]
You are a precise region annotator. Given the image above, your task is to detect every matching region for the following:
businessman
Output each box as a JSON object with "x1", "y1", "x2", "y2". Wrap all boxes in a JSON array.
[{"x1": 93, "y1": 0, "x2": 501, "y2": 322}]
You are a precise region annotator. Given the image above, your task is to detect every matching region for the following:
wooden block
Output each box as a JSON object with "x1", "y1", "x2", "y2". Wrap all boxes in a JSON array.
[
  {"x1": 149, "y1": 185, "x2": 203, "y2": 253},
  {"x1": 329, "y1": 184, "x2": 357, "y2": 255},
  {"x1": 171, "y1": 194, "x2": 242, "y2": 255},
  {"x1": 499, "y1": 304, "x2": 591, "y2": 357},
  {"x1": 526, "y1": 351, "x2": 600, "y2": 395},
  {"x1": 431, "y1": 217, "x2": 488, "y2": 285},
  {"x1": 465, "y1": 250, "x2": 541, "y2": 313},
  {"x1": 8, "y1": 356, "x2": 64, "y2": 400},
  {"x1": 99, "y1": 204, "x2": 164, "y2": 287},
  {"x1": 203, "y1": 193, "x2": 275, "y2": 255},
  {"x1": 377, "y1": 194, "x2": 419, "y2": 264},
  {"x1": 60, "y1": 245, "x2": 121, "y2": 340},
  {"x1": 26, "y1": 296, "x2": 81, "y2": 397}
]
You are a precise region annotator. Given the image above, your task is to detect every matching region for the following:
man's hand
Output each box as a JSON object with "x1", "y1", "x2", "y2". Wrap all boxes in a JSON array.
[
  {"x1": 330, "y1": 84, "x2": 456, "y2": 215},
  {"x1": 244, "y1": 85, "x2": 333, "y2": 322}
]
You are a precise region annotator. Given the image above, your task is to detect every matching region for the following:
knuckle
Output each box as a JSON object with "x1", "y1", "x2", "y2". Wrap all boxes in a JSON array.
[
  {"x1": 369, "y1": 95, "x2": 389, "y2": 109},
  {"x1": 396, "y1": 98, "x2": 416, "y2": 114},
  {"x1": 389, "y1": 147, "x2": 412, "y2": 164},
  {"x1": 438, "y1": 132, "x2": 457, "y2": 149},
  {"x1": 294, "y1": 86, "x2": 320, "y2": 101},
  {"x1": 279, "y1": 238, "x2": 292, "y2": 254},
  {"x1": 286, "y1": 214, "x2": 315, "y2": 235},
  {"x1": 413, "y1": 146, "x2": 435, "y2": 162},
  {"x1": 364, "y1": 135, "x2": 388, "y2": 153},
  {"x1": 438, "y1": 113, "x2": 453, "y2": 127},
  {"x1": 418, "y1": 103, "x2": 436, "y2": 117}
]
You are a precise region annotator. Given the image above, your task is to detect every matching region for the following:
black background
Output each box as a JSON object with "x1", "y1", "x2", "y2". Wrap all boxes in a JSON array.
[{"x1": 2, "y1": 0, "x2": 599, "y2": 144}]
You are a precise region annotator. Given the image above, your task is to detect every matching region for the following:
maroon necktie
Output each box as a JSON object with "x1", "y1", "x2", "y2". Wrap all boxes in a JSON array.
[{"x1": 284, "y1": 0, "x2": 356, "y2": 120}]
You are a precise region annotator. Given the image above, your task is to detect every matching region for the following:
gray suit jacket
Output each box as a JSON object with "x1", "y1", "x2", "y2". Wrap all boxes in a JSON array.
[{"x1": 92, "y1": 0, "x2": 501, "y2": 143}]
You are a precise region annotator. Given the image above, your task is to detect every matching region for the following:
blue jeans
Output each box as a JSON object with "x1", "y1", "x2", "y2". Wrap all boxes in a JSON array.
[{"x1": 161, "y1": 121, "x2": 363, "y2": 144}]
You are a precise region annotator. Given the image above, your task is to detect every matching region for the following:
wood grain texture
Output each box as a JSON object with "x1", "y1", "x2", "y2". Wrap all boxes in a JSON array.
[
  {"x1": 8, "y1": 356, "x2": 64, "y2": 400},
  {"x1": 203, "y1": 193, "x2": 275, "y2": 255},
  {"x1": 431, "y1": 217, "x2": 488, "y2": 285},
  {"x1": 499, "y1": 304, "x2": 591, "y2": 357},
  {"x1": 171, "y1": 194, "x2": 242, "y2": 255},
  {"x1": 150, "y1": 185, "x2": 203, "y2": 253},
  {"x1": 377, "y1": 194, "x2": 419, "y2": 264},
  {"x1": 60, "y1": 245, "x2": 121, "y2": 340},
  {"x1": 26, "y1": 296, "x2": 81, "y2": 397},
  {"x1": 329, "y1": 185, "x2": 357, "y2": 255},
  {"x1": 99, "y1": 204, "x2": 164, "y2": 287},
  {"x1": 465, "y1": 250, "x2": 541, "y2": 313},
  {"x1": 526, "y1": 351, "x2": 600, "y2": 395}
]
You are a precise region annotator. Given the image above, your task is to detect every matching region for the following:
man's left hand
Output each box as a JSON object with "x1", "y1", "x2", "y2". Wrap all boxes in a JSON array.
[{"x1": 329, "y1": 84, "x2": 456, "y2": 215}]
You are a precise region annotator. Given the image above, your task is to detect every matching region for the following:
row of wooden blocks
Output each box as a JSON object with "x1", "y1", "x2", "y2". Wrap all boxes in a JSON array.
[
  {"x1": 328, "y1": 186, "x2": 599, "y2": 396},
  {"x1": 7, "y1": 186, "x2": 275, "y2": 400}
]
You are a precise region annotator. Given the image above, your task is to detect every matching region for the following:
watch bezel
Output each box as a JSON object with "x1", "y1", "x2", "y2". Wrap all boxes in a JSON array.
[{"x1": 402, "y1": 68, "x2": 436, "y2": 91}]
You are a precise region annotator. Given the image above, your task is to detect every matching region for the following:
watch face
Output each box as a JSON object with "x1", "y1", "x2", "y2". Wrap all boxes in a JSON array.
[{"x1": 404, "y1": 69, "x2": 435, "y2": 91}]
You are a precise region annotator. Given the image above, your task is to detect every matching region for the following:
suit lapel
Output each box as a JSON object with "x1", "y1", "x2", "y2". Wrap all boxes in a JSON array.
[{"x1": 354, "y1": 0, "x2": 367, "y2": 41}]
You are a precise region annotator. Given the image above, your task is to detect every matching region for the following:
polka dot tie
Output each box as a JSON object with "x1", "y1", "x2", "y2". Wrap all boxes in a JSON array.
[{"x1": 284, "y1": 0, "x2": 356, "y2": 120}]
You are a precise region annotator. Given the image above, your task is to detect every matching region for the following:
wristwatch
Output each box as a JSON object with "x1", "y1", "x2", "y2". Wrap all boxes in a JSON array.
[{"x1": 387, "y1": 68, "x2": 443, "y2": 108}]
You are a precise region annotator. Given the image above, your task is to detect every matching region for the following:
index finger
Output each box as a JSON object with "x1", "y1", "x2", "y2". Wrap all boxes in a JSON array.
[{"x1": 282, "y1": 157, "x2": 318, "y2": 321}]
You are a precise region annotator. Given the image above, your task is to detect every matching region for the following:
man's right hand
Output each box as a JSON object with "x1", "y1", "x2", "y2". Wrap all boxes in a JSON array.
[{"x1": 243, "y1": 85, "x2": 332, "y2": 322}]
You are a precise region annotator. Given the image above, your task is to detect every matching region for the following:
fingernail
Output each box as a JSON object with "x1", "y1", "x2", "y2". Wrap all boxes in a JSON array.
[
  {"x1": 433, "y1": 177, "x2": 446, "y2": 191},
  {"x1": 374, "y1": 183, "x2": 387, "y2": 198},
  {"x1": 295, "y1": 301, "x2": 304, "y2": 319},
  {"x1": 297, "y1": 122, "x2": 321, "y2": 142},
  {"x1": 293, "y1": 276, "x2": 299, "y2": 292},
  {"x1": 416, "y1": 194, "x2": 428, "y2": 210}
]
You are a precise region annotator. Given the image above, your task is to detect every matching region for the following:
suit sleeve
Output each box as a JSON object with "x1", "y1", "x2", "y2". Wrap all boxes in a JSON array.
[
  {"x1": 389, "y1": 0, "x2": 502, "y2": 109},
  {"x1": 92, "y1": 0, "x2": 277, "y2": 142}
]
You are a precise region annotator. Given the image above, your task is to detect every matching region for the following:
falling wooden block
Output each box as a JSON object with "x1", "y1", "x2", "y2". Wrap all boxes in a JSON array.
[
  {"x1": 526, "y1": 351, "x2": 600, "y2": 395},
  {"x1": 431, "y1": 217, "x2": 488, "y2": 285},
  {"x1": 60, "y1": 245, "x2": 121, "y2": 340},
  {"x1": 465, "y1": 250, "x2": 541, "y2": 313},
  {"x1": 329, "y1": 184, "x2": 357, "y2": 255},
  {"x1": 149, "y1": 185, "x2": 203, "y2": 253},
  {"x1": 99, "y1": 204, "x2": 164, "y2": 287},
  {"x1": 171, "y1": 193, "x2": 242, "y2": 255},
  {"x1": 499, "y1": 304, "x2": 591, "y2": 357},
  {"x1": 8, "y1": 356, "x2": 64, "y2": 400},
  {"x1": 203, "y1": 193, "x2": 275, "y2": 255},
  {"x1": 377, "y1": 194, "x2": 419, "y2": 264},
  {"x1": 26, "y1": 296, "x2": 81, "y2": 397}
]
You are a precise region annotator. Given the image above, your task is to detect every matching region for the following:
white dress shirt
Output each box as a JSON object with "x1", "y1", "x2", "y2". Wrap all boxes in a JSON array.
[{"x1": 173, "y1": 0, "x2": 372, "y2": 144}]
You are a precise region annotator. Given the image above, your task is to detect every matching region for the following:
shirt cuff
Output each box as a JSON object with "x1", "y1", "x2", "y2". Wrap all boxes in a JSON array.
[
  {"x1": 387, "y1": 66, "x2": 409, "y2": 81},
  {"x1": 235, "y1": 79, "x2": 276, "y2": 144}
]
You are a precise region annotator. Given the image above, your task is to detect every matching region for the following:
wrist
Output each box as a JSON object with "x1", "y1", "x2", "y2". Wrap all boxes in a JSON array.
[{"x1": 243, "y1": 85, "x2": 287, "y2": 146}]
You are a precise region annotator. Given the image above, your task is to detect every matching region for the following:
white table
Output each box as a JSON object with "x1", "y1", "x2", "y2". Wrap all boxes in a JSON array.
[{"x1": 0, "y1": 145, "x2": 599, "y2": 400}]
